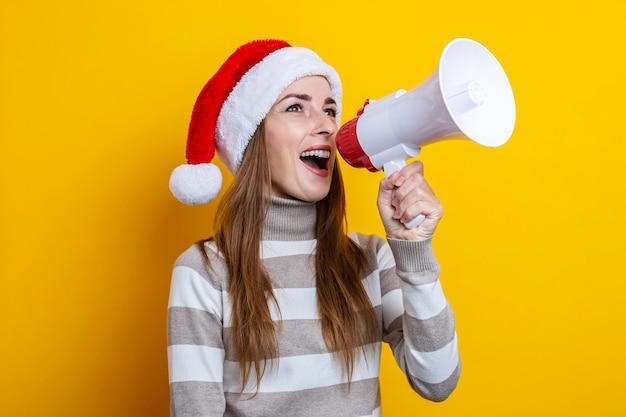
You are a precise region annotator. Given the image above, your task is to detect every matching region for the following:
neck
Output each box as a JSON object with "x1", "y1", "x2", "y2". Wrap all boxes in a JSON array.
[{"x1": 263, "y1": 196, "x2": 317, "y2": 241}]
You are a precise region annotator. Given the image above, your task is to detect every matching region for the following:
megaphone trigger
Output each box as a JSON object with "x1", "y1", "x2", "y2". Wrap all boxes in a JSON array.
[{"x1": 383, "y1": 160, "x2": 409, "y2": 176}]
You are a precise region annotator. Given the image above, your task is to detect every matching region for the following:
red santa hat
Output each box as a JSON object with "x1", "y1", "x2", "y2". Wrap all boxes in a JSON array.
[{"x1": 169, "y1": 39, "x2": 342, "y2": 205}]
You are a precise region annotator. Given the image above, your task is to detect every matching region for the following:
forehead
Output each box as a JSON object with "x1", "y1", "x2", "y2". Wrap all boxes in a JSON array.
[{"x1": 279, "y1": 76, "x2": 332, "y2": 96}]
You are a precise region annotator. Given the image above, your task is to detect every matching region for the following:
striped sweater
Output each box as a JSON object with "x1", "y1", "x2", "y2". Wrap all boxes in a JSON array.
[{"x1": 167, "y1": 197, "x2": 460, "y2": 416}]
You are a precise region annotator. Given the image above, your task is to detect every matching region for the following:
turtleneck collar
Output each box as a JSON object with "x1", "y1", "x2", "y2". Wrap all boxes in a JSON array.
[{"x1": 263, "y1": 196, "x2": 317, "y2": 241}]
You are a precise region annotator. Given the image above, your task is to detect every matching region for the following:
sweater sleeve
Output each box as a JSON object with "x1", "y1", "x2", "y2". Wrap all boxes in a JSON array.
[
  {"x1": 381, "y1": 237, "x2": 461, "y2": 402},
  {"x1": 167, "y1": 243, "x2": 227, "y2": 417}
]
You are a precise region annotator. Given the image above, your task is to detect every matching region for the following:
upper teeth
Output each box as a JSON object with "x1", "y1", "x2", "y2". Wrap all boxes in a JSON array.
[{"x1": 301, "y1": 150, "x2": 330, "y2": 159}]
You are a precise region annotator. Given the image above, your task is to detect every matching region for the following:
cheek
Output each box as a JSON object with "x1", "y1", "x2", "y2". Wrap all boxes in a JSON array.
[
  {"x1": 265, "y1": 122, "x2": 293, "y2": 152},
  {"x1": 265, "y1": 139, "x2": 294, "y2": 182},
  {"x1": 267, "y1": 149, "x2": 290, "y2": 176},
  {"x1": 265, "y1": 124, "x2": 300, "y2": 164}
]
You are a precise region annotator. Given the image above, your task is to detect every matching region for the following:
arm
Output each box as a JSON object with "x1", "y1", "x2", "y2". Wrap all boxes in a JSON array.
[
  {"x1": 381, "y1": 238, "x2": 460, "y2": 401},
  {"x1": 376, "y1": 160, "x2": 460, "y2": 401},
  {"x1": 167, "y1": 243, "x2": 227, "y2": 416}
]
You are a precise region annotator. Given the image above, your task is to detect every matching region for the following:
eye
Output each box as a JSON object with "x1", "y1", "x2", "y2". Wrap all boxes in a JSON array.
[
  {"x1": 325, "y1": 107, "x2": 337, "y2": 118},
  {"x1": 286, "y1": 103, "x2": 303, "y2": 112}
]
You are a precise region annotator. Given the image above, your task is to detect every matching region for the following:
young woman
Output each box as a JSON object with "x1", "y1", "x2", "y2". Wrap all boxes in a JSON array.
[{"x1": 167, "y1": 39, "x2": 460, "y2": 417}]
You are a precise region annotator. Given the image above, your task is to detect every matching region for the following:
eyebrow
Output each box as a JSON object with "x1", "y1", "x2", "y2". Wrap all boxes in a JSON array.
[{"x1": 277, "y1": 94, "x2": 336, "y2": 106}]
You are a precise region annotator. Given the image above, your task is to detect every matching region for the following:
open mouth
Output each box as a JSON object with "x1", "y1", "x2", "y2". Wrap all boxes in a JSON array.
[{"x1": 300, "y1": 149, "x2": 330, "y2": 171}]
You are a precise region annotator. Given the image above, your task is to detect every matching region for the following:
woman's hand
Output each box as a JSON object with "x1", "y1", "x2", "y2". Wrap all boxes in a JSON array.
[{"x1": 377, "y1": 160, "x2": 443, "y2": 241}]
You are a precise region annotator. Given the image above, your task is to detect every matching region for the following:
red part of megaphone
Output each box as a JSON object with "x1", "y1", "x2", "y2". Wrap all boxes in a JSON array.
[{"x1": 336, "y1": 100, "x2": 379, "y2": 172}]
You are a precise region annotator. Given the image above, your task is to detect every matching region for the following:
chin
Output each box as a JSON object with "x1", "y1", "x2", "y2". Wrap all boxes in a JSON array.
[
  {"x1": 291, "y1": 186, "x2": 332, "y2": 203},
  {"x1": 272, "y1": 172, "x2": 333, "y2": 202}
]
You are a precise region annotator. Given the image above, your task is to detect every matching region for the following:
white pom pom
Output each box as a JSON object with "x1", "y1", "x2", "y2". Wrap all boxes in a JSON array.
[{"x1": 169, "y1": 163, "x2": 223, "y2": 205}]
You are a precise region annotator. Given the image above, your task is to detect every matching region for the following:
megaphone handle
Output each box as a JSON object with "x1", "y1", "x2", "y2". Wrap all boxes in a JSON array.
[
  {"x1": 403, "y1": 214, "x2": 426, "y2": 229},
  {"x1": 383, "y1": 160, "x2": 425, "y2": 229}
]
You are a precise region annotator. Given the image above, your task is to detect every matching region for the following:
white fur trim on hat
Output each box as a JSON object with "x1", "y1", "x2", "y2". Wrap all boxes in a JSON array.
[{"x1": 215, "y1": 47, "x2": 342, "y2": 173}]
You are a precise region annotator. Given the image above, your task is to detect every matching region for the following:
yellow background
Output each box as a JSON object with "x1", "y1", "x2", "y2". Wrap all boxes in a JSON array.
[{"x1": 1, "y1": 1, "x2": 625, "y2": 415}]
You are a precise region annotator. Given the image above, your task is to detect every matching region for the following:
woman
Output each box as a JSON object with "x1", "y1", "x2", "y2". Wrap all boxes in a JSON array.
[{"x1": 167, "y1": 39, "x2": 460, "y2": 417}]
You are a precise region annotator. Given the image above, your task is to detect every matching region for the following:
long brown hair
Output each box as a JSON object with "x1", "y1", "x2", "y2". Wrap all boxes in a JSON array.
[{"x1": 212, "y1": 122, "x2": 380, "y2": 390}]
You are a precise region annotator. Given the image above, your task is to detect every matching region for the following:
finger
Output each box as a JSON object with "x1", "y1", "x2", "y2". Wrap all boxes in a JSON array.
[
  {"x1": 395, "y1": 181, "x2": 440, "y2": 222},
  {"x1": 399, "y1": 160, "x2": 424, "y2": 178},
  {"x1": 380, "y1": 171, "x2": 402, "y2": 192},
  {"x1": 400, "y1": 200, "x2": 442, "y2": 225},
  {"x1": 393, "y1": 173, "x2": 436, "y2": 204}
]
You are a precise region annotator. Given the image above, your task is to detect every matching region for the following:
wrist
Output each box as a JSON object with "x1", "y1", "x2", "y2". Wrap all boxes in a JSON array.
[{"x1": 387, "y1": 237, "x2": 439, "y2": 273}]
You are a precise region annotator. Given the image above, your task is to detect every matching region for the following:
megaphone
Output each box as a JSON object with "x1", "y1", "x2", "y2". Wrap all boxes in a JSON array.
[{"x1": 336, "y1": 38, "x2": 516, "y2": 227}]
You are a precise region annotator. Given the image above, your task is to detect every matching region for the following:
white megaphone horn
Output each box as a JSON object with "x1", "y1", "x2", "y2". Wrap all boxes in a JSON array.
[{"x1": 336, "y1": 38, "x2": 516, "y2": 228}]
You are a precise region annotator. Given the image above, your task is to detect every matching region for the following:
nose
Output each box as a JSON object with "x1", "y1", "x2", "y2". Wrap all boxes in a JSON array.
[{"x1": 314, "y1": 110, "x2": 338, "y2": 138}]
